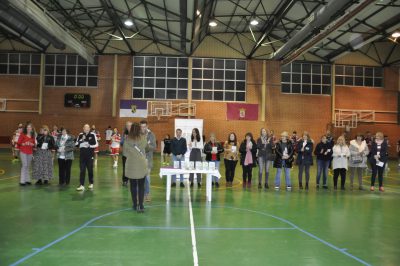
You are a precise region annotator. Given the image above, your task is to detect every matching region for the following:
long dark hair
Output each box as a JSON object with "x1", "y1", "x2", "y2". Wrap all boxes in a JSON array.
[
  {"x1": 128, "y1": 122, "x2": 141, "y2": 141},
  {"x1": 227, "y1": 132, "x2": 237, "y2": 145},
  {"x1": 244, "y1": 132, "x2": 254, "y2": 142},
  {"x1": 23, "y1": 122, "x2": 35, "y2": 137},
  {"x1": 191, "y1": 128, "x2": 200, "y2": 142}
]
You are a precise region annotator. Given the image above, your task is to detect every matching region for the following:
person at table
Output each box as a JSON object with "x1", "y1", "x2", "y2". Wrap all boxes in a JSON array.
[
  {"x1": 123, "y1": 122, "x2": 149, "y2": 213},
  {"x1": 189, "y1": 128, "x2": 203, "y2": 188},
  {"x1": 171, "y1": 128, "x2": 187, "y2": 188},
  {"x1": 239, "y1": 132, "x2": 257, "y2": 189},
  {"x1": 204, "y1": 133, "x2": 224, "y2": 188},
  {"x1": 223, "y1": 132, "x2": 239, "y2": 187}
]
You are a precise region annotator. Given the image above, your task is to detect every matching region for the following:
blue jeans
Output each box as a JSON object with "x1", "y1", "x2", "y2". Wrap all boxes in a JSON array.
[
  {"x1": 258, "y1": 156, "x2": 272, "y2": 184},
  {"x1": 145, "y1": 170, "x2": 151, "y2": 196},
  {"x1": 172, "y1": 155, "x2": 184, "y2": 183},
  {"x1": 316, "y1": 160, "x2": 329, "y2": 186},
  {"x1": 274, "y1": 165, "x2": 291, "y2": 187},
  {"x1": 211, "y1": 160, "x2": 220, "y2": 182}
]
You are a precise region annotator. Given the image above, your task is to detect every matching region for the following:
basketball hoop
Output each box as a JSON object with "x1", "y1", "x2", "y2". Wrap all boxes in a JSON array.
[
  {"x1": 155, "y1": 109, "x2": 162, "y2": 121},
  {"x1": 0, "y1": 99, "x2": 6, "y2": 112}
]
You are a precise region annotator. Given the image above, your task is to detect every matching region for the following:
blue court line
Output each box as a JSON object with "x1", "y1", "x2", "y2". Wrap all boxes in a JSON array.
[
  {"x1": 213, "y1": 205, "x2": 372, "y2": 266},
  {"x1": 10, "y1": 204, "x2": 372, "y2": 266},
  {"x1": 85, "y1": 225, "x2": 296, "y2": 231}
]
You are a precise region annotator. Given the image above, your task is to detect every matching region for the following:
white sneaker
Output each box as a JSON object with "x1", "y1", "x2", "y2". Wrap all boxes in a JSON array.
[
  {"x1": 113, "y1": 162, "x2": 118, "y2": 168},
  {"x1": 274, "y1": 186, "x2": 280, "y2": 190},
  {"x1": 88, "y1": 184, "x2": 94, "y2": 189},
  {"x1": 76, "y1": 185, "x2": 85, "y2": 191},
  {"x1": 286, "y1": 186, "x2": 292, "y2": 191}
]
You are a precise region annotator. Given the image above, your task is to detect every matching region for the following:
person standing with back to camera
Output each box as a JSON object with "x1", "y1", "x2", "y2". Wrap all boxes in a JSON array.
[
  {"x1": 189, "y1": 128, "x2": 203, "y2": 188},
  {"x1": 75, "y1": 124, "x2": 98, "y2": 191},
  {"x1": 120, "y1": 121, "x2": 132, "y2": 186},
  {"x1": 124, "y1": 122, "x2": 149, "y2": 213}
]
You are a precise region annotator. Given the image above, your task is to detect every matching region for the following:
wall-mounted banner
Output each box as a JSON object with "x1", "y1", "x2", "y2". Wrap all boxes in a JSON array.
[
  {"x1": 226, "y1": 103, "x2": 258, "y2": 121},
  {"x1": 119, "y1": 99, "x2": 148, "y2": 118}
]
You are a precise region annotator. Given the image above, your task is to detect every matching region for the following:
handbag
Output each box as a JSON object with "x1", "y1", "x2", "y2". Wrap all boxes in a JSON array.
[{"x1": 351, "y1": 155, "x2": 363, "y2": 164}]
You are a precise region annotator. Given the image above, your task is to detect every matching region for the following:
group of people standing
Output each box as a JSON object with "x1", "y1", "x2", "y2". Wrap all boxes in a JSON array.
[{"x1": 165, "y1": 128, "x2": 391, "y2": 193}]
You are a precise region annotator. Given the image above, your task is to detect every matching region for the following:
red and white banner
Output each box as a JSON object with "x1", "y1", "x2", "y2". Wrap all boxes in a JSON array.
[{"x1": 226, "y1": 103, "x2": 258, "y2": 121}]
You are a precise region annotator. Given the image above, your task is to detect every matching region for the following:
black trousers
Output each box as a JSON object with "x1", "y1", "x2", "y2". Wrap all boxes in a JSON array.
[
  {"x1": 242, "y1": 164, "x2": 253, "y2": 182},
  {"x1": 122, "y1": 156, "x2": 128, "y2": 183},
  {"x1": 58, "y1": 159, "x2": 72, "y2": 185},
  {"x1": 333, "y1": 168, "x2": 346, "y2": 188},
  {"x1": 79, "y1": 155, "x2": 94, "y2": 186},
  {"x1": 189, "y1": 148, "x2": 202, "y2": 183},
  {"x1": 371, "y1": 164, "x2": 385, "y2": 187},
  {"x1": 224, "y1": 159, "x2": 237, "y2": 182},
  {"x1": 130, "y1": 177, "x2": 145, "y2": 209}
]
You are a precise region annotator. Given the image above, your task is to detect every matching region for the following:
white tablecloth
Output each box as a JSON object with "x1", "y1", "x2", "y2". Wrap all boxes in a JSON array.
[{"x1": 159, "y1": 167, "x2": 221, "y2": 202}]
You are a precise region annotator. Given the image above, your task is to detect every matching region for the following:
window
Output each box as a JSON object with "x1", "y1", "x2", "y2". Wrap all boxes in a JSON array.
[
  {"x1": 335, "y1": 65, "x2": 383, "y2": 88},
  {"x1": 281, "y1": 62, "x2": 331, "y2": 95},
  {"x1": 0, "y1": 53, "x2": 41, "y2": 75},
  {"x1": 44, "y1": 54, "x2": 98, "y2": 87},
  {"x1": 132, "y1": 56, "x2": 188, "y2": 100},
  {"x1": 191, "y1": 58, "x2": 246, "y2": 101}
]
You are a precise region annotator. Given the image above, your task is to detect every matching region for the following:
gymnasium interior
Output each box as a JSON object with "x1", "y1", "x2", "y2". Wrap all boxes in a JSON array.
[{"x1": 0, "y1": 0, "x2": 399, "y2": 265}]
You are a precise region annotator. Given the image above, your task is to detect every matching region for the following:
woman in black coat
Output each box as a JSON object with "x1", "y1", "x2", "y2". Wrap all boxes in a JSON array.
[
  {"x1": 273, "y1": 131, "x2": 294, "y2": 191},
  {"x1": 296, "y1": 132, "x2": 313, "y2": 190},
  {"x1": 239, "y1": 132, "x2": 257, "y2": 189},
  {"x1": 369, "y1": 132, "x2": 388, "y2": 192}
]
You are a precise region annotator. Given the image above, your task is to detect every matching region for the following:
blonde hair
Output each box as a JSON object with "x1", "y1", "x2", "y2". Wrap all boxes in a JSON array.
[
  {"x1": 375, "y1": 132, "x2": 384, "y2": 139},
  {"x1": 281, "y1": 131, "x2": 289, "y2": 137},
  {"x1": 336, "y1": 136, "x2": 345, "y2": 144},
  {"x1": 42, "y1": 125, "x2": 49, "y2": 131},
  {"x1": 209, "y1": 132, "x2": 217, "y2": 142}
]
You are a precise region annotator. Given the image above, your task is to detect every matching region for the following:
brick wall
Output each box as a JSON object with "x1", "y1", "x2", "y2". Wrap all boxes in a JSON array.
[{"x1": 0, "y1": 55, "x2": 398, "y2": 156}]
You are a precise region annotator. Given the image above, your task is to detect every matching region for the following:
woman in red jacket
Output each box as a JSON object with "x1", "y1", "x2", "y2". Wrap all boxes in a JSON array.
[{"x1": 17, "y1": 122, "x2": 36, "y2": 186}]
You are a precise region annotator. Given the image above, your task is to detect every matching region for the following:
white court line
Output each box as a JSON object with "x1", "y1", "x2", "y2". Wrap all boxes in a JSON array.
[{"x1": 187, "y1": 183, "x2": 199, "y2": 266}]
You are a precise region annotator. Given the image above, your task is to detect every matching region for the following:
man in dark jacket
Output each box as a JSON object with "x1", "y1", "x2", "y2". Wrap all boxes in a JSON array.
[
  {"x1": 171, "y1": 128, "x2": 187, "y2": 187},
  {"x1": 75, "y1": 124, "x2": 98, "y2": 191}
]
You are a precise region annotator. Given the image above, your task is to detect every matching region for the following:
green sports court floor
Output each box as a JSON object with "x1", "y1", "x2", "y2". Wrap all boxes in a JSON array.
[{"x1": 0, "y1": 149, "x2": 399, "y2": 266}]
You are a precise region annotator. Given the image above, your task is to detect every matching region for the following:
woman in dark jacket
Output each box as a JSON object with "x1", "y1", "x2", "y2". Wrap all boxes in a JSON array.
[
  {"x1": 296, "y1": 132, "x2": 314, "y2": 190},
  {"x1": 314, "y1": 135, "x2": 333, "y2": 189},
  {"x1": 257, "y1": 128, "x2": 275, "y2": 189},
  {"x1": 273, "y1": 131, "x2": 294, "y2": 191},
  {"x1": 56, "y1": 128, "x2": 75, "y2": 186},
  {"x1": 239, "y1": 132, "x2": 257, "y2": 189},
  {"x1": 33, "y1": 125, "x2": 56, "y2": 185},
  {"x1": 369, "y1": 132, "x2": 388, "y2": 192},
  {"x1": 204, "y1": 133, "x2": 224, "y2": 187}
]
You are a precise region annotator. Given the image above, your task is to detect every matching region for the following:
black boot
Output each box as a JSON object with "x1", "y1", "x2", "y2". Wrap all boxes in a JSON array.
[
  {"x1": 305, "y1": 182, "x2": 309, "y2": 190},
  {"x1": 36, "y1": 179, "x2": 43, "y2": 185},
  {"x1": 299, "y1": 182, "x2": 303, "y2": 189}
]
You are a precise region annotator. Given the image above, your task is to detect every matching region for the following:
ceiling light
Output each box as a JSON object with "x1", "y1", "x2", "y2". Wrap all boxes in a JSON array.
[
  {"x1": 392, "y1": 31, "x2": 400, "y2": 38},
  {"x1": 124, "y1": 19, "x2": 133, "y2": 27},
  {"x1": 209, "y1": 20, "x2": 217, "y2": 27},
  {"x1": 250, "y1": 19, "x2": 258, "y2": 26}
]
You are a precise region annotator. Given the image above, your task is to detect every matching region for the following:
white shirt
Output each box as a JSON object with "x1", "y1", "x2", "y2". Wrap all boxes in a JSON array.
[
  {"x1": 332, "y1": 144, "x2": 350, "y2": 170},
  {"x1": 105, "y1": 129, "x2": 113, "y2": 141}
]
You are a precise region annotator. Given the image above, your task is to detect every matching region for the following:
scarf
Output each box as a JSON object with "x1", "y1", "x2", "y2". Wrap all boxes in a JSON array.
[
  {"x1": 350, "y1": 139, "x2": 367, "y2": 153},
  {"x1": 244, "y1": 141, "x2": 253, "y2": 166}
]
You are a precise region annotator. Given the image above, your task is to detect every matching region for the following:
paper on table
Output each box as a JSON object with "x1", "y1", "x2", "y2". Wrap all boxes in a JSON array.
[
  {"x1": 202, "y1": 162, "x2": 209, "y2": 170},
  {"x1": 173, "y1": 161, "x2": 180, "y2": 169},
  {"x1": 209, "y1": 162, "x2": 216, "y2": 170}
]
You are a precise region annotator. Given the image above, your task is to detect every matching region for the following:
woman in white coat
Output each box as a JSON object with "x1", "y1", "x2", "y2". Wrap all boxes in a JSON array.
[
  {"x1": 332, "y1": 136, "x2": 350, "y2": 190},
  {"x1": 348, "y1": 133, "x2": 369, "y2": 190}
]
